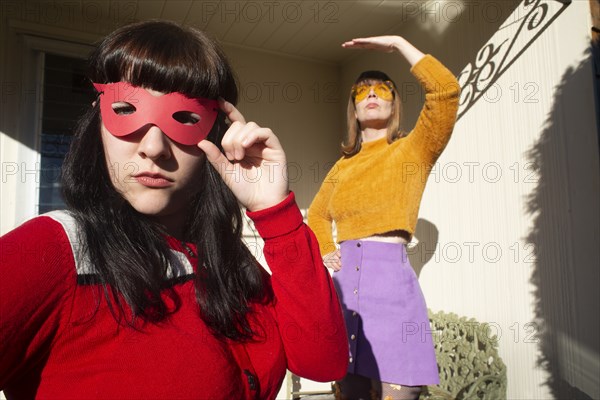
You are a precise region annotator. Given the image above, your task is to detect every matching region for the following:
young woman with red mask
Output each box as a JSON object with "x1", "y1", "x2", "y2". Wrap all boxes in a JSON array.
[{"x1": 0, "y1": 20, "x2": 347, "y2": 399}]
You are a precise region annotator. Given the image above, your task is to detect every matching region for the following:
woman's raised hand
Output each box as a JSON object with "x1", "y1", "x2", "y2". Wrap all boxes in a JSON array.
[
  {"x1": 342, "y1": 36, "x2": 401, "y2": 52},
  {"x1": 198, "y1": 99, "x2": 288, "y2": 212},
  {"x1": 342, "y1": 35, "x2": 425, "y2": 66}
]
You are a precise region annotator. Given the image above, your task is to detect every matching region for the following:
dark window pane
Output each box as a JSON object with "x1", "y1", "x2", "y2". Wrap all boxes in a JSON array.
[{"x1": 38, "y1": 53, "x2": 94, "y2": 214}]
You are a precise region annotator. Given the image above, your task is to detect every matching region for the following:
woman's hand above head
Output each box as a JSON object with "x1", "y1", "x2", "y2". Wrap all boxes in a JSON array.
[
  {"x1": 198, "y1": 99, "x2": 289, "y2": 212},
  {"x1": 342, "y1": 35, "x2": 425, "y2": 67},
  {"x1": 323, "y1": 249, "x2": 342, "y2": 272},
  {"x1": 342, "y1": 35, "x2": 403, "y2": 52}
]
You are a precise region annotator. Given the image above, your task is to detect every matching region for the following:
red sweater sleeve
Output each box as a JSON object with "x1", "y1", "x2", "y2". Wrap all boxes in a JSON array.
[
  {"x1": 0, "y1": 216, "x2": 76, "y2": 388},
  {"x1": 247, "y1": 192, "x2": 348, "y2": 381}
]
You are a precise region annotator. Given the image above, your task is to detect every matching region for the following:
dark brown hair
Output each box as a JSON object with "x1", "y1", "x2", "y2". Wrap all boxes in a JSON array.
[
  {"x1": 89, "y1": 20, "x2": 237, "y2": 102},
  {"x1": 62, "y1": 20, "x2": 264, "y2": 340}
]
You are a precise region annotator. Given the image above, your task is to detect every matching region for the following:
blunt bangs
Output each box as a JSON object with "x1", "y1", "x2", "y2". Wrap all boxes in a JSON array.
[{"x1": 89, "y1": 20, "x2": 238, "y2": 103}]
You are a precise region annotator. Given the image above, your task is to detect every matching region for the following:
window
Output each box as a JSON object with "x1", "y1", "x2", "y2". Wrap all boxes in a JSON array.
[{"x1": 38, "y1": 53, "x2": 95, "y2": 214}]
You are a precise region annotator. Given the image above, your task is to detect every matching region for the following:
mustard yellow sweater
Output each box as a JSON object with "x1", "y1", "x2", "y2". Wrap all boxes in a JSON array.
[{"x1": 307, "y1": 55, "x2": 460, "y2": 256}]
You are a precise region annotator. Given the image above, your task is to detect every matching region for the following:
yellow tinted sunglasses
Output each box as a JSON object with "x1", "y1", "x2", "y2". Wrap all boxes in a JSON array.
[{"x1": 351, "y1": 81, "x2": 395, "y2": 103}]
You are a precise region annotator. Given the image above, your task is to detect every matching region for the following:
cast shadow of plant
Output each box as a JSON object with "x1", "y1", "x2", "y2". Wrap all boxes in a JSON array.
[{"x1": 526, "y1": 47, "x2": 600, "y2": 399}]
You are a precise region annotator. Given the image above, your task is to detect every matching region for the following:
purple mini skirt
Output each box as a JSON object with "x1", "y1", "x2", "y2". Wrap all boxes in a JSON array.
[{"x1": 334, "y1": 240, "x2": 440, "y2": 386}]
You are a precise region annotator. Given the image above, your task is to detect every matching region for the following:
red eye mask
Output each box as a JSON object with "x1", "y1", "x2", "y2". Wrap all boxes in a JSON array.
[{"x1": 93, "y1": 82, "x2": 219, "y2": 145}]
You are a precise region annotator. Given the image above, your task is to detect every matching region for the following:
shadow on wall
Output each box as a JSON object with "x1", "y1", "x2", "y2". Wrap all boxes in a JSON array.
[
  {"x1": 527, "y1": 48, "x2": 600, "y2": 399},
  {"x1": 407, "y1": 218, "x2": 439, "y2": 279}
]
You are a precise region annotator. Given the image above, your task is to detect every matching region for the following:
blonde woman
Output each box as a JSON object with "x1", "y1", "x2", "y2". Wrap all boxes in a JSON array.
[{"x1": 308, "y1": 35, "x2": 460, "y2": 400}]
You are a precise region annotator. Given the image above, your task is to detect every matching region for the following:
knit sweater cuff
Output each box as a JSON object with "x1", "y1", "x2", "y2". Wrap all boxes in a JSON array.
[
  {"x1": 410, "y1": 54, "x2": 459, "y2": 94},
  {"x1": 246, "y1": 192, "x2": 303, "y2": 239}
]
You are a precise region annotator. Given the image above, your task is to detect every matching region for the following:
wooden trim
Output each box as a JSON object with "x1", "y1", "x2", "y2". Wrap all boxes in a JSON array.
[
  {"x1": 591, "y1": 0, "x2": 600, "y2": 43},
  {"x1": 590, "y1": 1, "x2": 600, "y2": 77}
]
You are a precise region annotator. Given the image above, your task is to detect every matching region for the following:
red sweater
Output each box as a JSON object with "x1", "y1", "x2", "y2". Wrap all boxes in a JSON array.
[{"x1": 0, "y1": 193, "x2": 348, "y2": 399}]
